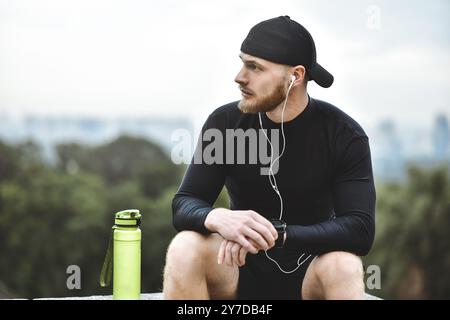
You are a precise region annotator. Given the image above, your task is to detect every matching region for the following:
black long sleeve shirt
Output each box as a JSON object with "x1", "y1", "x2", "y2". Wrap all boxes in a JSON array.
[{"x1": 172, "y1": 97, "x2": 376, "y2": 256}]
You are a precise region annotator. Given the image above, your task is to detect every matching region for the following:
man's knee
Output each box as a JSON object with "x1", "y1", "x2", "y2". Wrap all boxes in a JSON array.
[
  {"x1": 313, "y1": 251, "x2": 363, "y2": 283},
  {"x1": 165, "y1": 231, "x2": 212, "y2": 269}
]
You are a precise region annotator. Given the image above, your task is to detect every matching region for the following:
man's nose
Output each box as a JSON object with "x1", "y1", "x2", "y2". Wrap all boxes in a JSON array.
[{"x1": 234, "y1": 67, "x2": 248, "y2": 85}]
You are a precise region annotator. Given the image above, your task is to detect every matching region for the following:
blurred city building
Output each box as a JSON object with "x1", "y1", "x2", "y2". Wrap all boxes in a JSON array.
[{"x1": 0, "y1": 111, "x2": 449, "y2": 181}]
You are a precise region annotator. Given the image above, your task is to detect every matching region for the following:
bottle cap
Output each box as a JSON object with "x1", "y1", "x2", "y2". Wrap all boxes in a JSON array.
[{"x1": 114, "y1": 209, "x2": 141, "y2": 227}]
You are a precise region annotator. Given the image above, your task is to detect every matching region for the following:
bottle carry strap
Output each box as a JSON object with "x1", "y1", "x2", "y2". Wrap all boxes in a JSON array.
[
  {"x1": 99, "y1": 216, "x2": 141, "y2": 287},
  {"x1": 99, "y1": 225, "x2": 116, "y2": 287}
]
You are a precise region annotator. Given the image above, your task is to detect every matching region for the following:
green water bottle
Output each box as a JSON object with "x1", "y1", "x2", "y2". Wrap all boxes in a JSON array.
[{"x1": 100, "y1": 209, "x2": 142, "y2": 300}]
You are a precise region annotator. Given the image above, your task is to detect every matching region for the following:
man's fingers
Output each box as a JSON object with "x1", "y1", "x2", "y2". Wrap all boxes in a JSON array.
[
  {"x1": 231, "y1": 243, "x2": 240, "y2": 266},
  {"x1": 237, "y1": 236, "x2": 258, "y2": 254},
  {"x1": 217, "y1": 239, "x2": 227, "y2": 265},
  {"x1": 238, "y1": 246, "x2": 247, "y2": 266},
  {"x1": 243, "y1": 227, "x2": 270, "y2": 251},
  {"x1": 247, "y1": 220, "x2": 276, "y2": 248},
  {"x1": 225, "y1": 241, "x2": 234, "y2": 266},
  {"x1": 249, "y1": 212, "x2": 278, "y2": 239}
]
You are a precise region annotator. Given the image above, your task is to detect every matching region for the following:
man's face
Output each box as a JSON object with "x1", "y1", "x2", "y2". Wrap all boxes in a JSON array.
[{"x1": 235, "y1": 53, "x2": 289, "y2": 114}]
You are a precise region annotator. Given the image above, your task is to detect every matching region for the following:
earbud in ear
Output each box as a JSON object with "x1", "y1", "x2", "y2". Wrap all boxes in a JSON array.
[{"x1": 291, "y1": 75, "x2": 296, "y2": 83}]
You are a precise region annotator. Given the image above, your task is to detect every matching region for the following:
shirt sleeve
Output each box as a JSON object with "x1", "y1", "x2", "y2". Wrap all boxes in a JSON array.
[
  {"x1": 172, "y1": 114, "x2": 227, "y2": 234},
  {"x1": 284, "y1": 134, "x2": 376, "y2": 256}
]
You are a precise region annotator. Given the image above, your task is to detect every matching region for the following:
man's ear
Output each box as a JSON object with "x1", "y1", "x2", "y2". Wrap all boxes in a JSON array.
[{"x1": 292, "y1": 65, "x2": 307, "y2": 84}]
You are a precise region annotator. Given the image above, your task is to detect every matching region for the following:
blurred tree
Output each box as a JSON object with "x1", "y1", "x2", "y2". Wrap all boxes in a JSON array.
[
  {"x1": 364, "y1": 164, "x2": 450, "y2": 299},
  {"x1": 0, "y1": 140, "x2": 44, "y2": 183},
  {"x1": 0, "y1": 171, "x2": 108, "y2": 298},
  {"x1": 214, "y1": 187, "x2": 230, "y2": 209},
  {"x1": 0, "y1": 141, "x2": 19, "y2": 182},
  {"x1": 56, "y1": 143, "x2": 90, "y2": 174},
  {"x1": 138, "y1": 163, "x2": 182, "y2": 198},
  {"x1": 0, "y1": 136, "x2": 185, "y2": 298},
  {"x1": 6, "y1": 134, "x2": 449, "y2": 300},
  {"x1": 57, "y1": 136, "x2": 173, "y2": 186}
]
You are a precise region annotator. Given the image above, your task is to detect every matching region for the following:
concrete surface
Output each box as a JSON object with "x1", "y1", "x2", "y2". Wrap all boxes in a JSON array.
[{"x1": 33, "y1": 292, "x2": 381, "y2": 300}]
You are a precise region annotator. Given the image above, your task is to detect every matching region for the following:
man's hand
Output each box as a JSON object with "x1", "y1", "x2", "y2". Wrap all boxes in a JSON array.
[
  {"x1": 204, "y1": 208, "x2": 278, "y2": 254},
  {"x1": 217, "y1": 238, "x2": 256, "y2": 267}
]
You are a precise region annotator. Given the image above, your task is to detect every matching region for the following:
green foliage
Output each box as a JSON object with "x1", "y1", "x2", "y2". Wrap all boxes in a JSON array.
[
  {"x1": 56, "y1": 136, "x2": 171, "y2": 186},
  {"x1": 0, "y1": 171, "x2": 108, "y2": 298},
  {"x1": 0, "y1": 136, "x2": 182, "y2": 298},
  {"x1": 1, "y1": 136, "x2": 449, "y2": 299},
  {"x1": 137, "y1": 163, "x2": 182, "y2": 198},
  {"x1": 0, "y1": 141, "x2": 19, "y2": 181},
  {"x1": 213, "y1": 187, "x2": 230, "y2": 209},
  {"x1": 0, "y1": 140, "x2": 45, "y2": 183},
  {"x1": 364, "y1": 164, "x2": 450, "y2": 299}
]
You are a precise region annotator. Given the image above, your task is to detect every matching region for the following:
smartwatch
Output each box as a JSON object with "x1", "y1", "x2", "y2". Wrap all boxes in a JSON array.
[{"x1": 270, "y1": 219, "x2": 287, "y2": 248}]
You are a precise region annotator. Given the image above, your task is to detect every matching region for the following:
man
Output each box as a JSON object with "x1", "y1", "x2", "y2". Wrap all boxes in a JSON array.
[{"x1": 163, "y1": 16, "x2": 375, "y2": 300}]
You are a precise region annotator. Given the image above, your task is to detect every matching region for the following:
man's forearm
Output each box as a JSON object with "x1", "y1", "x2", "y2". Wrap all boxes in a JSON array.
[
  {"x1": 172, "y1": 194, "x2": 214, "y2": 234},
  {"x1": 284, "y1": 213, "x2": 375, "y2": 256}
]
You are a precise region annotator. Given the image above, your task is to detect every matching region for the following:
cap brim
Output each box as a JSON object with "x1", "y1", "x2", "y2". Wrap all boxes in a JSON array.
[{"x1": 308, "y1": 63, "x2": 334, "y2": 88}]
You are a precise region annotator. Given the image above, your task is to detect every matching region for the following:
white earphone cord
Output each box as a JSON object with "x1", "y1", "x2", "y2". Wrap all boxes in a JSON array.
[{"x1": 259, "y1": 77, "x2": 313, "y2": 274}]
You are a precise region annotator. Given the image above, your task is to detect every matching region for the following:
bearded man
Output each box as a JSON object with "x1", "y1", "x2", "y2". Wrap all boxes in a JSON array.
[{"x1": 163, "y1": 16, "x2": 376, "y2": 300}]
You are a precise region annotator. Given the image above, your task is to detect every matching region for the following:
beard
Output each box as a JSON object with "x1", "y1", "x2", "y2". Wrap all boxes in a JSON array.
[{"x1": 238, "y1": 82, "x2": 287, "y2": 114}]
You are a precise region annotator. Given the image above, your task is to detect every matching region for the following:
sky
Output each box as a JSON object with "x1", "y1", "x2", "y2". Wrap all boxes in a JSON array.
[{"x1": 0, "y1": 0, "x2": 449, "y2": 131}]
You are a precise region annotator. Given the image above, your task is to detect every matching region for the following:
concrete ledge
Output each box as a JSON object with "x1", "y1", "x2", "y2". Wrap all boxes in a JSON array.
[
  {"x1": 33, "y1": 292, "x2": 381, "y2": 300},
  {"x1": 34, "y1": 293, "x2": 164, "y2": 300},
  {"x1": 364, "y1": 293, "x2": 382, "y2": 300}
]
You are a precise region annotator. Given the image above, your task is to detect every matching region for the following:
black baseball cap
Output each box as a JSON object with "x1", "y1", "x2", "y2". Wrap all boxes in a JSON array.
[{"x1": 240, "y1": 15, "x2": 334, "y2": 88}]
